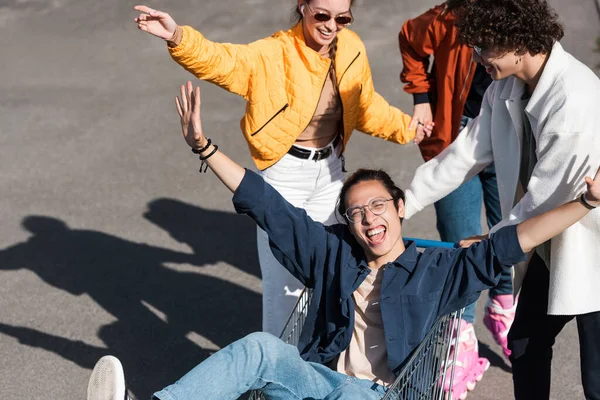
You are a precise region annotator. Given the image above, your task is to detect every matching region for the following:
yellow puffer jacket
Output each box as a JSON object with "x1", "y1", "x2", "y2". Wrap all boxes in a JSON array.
[{"x1": 169, "y1": 23, "x2": 414, "y2": 170}]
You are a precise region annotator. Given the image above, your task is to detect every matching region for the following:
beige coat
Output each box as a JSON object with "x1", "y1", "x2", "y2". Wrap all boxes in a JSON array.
[{"x1": 405, "y1": 42, "x2": 600, "y2": 316}]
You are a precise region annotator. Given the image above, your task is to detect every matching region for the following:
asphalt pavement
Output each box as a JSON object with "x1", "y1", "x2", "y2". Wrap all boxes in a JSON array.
[{"x1": 0, "y1": 0, "x2": 598, "y2": 399}]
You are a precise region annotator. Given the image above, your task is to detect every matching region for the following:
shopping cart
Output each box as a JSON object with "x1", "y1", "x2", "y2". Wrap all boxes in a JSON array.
[{"x1": 250, "y1": 238, "x2": 462, "y2": 400}]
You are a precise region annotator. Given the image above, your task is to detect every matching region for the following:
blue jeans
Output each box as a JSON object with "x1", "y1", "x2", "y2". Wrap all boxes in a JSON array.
[
  {"x1": 433, "y1": 116, "x2": 513, "y2": 323},
  {"x1": 153, "y1": 332, "x2": 386, "y2": 400}
]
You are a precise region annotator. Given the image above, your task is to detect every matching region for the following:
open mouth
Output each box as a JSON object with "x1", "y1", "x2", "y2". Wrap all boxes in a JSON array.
[
  {"x1": 317, "y1": 28, "x2": 334, "y2": 40},
  {"x1": 366, "y1": 226, "x2": 387, "y2": 245}
]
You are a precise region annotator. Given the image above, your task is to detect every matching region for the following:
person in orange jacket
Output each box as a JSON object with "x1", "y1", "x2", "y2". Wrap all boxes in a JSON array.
[
  {"x1": 398, "y1": 1, "x2": 514, "y2": 398},
  {"x1": 134, "y1": 0, "x2": 430, "y2": 337}
]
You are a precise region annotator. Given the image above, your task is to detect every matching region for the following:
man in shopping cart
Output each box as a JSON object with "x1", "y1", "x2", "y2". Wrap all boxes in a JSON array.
[{"x1": 87, "y1": 82, "x2": 600, "y2": 400}]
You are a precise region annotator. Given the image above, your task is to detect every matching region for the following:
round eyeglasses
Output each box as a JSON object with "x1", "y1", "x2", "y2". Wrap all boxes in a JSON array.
[{"x1": 344, "y1": 198, "x2": 393, "y2": 223}]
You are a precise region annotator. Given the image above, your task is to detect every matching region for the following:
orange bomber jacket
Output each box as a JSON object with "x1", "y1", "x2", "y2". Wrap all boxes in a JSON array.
[
  {"x1": 399, "y1": 4, "x2": 476, "y2": 162},
  {"x1": 169, "y1": 23, "x2": 414, "y2": 170}
]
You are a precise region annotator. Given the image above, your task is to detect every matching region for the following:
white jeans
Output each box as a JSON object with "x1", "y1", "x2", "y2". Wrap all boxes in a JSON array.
[{"x1": 258, "y1": 143, "x2": 345, "y2": 335}]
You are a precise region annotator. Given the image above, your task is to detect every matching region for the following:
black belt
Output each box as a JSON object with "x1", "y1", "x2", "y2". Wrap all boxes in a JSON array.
[{"x1": 288, "y1": 135, "x2": 341, "y2": 161}]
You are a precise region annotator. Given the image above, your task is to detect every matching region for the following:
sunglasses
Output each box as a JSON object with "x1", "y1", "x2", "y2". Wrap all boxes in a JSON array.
[
  {"x1": 304, "y1": 2, "x2": 354, "y2": 26},
  {"x1": 473, "y1": 45, "x2": 484, "y2": 56}
]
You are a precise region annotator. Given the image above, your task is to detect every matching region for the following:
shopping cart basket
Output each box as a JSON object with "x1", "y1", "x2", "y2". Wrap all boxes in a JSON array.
[{"x1": 250, "y1": 238, "x2": 462, "y2": 400}]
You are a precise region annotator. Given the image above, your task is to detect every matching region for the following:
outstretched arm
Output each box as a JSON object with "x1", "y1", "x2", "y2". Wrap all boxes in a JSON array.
[
  {"x1": 174, "y1": 81, "x2": 336, "y2": 286},
  {"x1": 175, "y1": 81, "x2": 245, "y2": 192},
  {"x1": 436, "y1": 168, "x2": 599, "y2": 315},
  {"x1": 516, "y1": 167, "x2": 600, "y2": 253},
  {"x1": 134, "y1": 5, "x2": 257, "y2": 98},
  {"x1": 355, "y1": 51, "x2": 432, "y2": 145}
]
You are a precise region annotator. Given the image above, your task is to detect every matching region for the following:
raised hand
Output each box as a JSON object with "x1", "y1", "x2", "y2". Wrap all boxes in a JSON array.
[
  {"x1": 134, "y1": 5, "x2": 178, "y2": 40},
  {"x1": 175, "y1": 81, "x2": 206, "y2": 150},
  {"x1": 584, "y1": 166, "x2": 600, "y2": 206}
]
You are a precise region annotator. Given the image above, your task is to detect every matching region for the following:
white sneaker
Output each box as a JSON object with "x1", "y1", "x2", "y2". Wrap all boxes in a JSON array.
[{"x1": 87, "y1": 356, "x2": 129, "y2": 400}]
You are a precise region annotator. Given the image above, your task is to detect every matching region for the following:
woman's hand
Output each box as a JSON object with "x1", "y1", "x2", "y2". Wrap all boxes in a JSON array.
[
  {"x1": 584, "y1": 166, "x2": 600, "y2": 206},
  {"x1": 409, "y1": 103, "x2": 434, "y2": 144},
  {"x1": 134, "y1": 5, "x2": 178, "y2": 40},
  {"x1": 175, "y1": 81, "x2": 207, "y2": 150}
]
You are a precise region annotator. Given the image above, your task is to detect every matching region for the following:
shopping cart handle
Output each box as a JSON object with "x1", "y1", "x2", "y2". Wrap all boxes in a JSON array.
[{"x1": 404, "y1": 237, "x2": 458, "y2": 249}]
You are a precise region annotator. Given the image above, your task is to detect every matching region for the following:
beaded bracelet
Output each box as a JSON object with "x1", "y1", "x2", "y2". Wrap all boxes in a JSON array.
[{"x1": 191, "y1": 138, "x2": 212, "y2": 154}]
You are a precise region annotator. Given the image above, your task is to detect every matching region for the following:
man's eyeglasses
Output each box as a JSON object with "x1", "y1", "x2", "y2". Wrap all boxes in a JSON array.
[
  {"x1": 473, "y1": 45, "x2": 484, "y2": 56},
  {"x1": 304, "y1": 2, "x2": 354, "y2": 26},
  {"x1": 344, "y1": 198, "x2": 393, "y2": 223}
]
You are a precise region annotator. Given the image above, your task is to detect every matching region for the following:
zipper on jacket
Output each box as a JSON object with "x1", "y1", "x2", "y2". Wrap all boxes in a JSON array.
[
  {"x1": 328, "y1": 51, "x2": 361, "y2": 162},
  {"x1": 458, "y1": 52, "x2": 474, "y2": 101},
  {"x1": 250, "y1": 103, "x2": 289, "y2": 136},
  {"x1": 338, "y1": 52, "x2": 361, "y2": 87}
]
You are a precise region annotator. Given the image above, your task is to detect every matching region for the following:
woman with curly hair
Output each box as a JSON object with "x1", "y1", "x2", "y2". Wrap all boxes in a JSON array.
[
  {"x1": 402, "y1": 0, "x2": 600, "y2": 398},
  {"x1": 132, "y1": 0, "x2": 427, "y2": 337}
]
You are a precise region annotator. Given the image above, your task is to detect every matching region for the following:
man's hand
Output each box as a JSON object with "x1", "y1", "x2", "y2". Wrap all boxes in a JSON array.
[
  {"x1": 175, "y1": 81, "x2": 206, "y2": 151},
  {"x1": 458, "y1": 234, "x2": 488, "y2": 248}
]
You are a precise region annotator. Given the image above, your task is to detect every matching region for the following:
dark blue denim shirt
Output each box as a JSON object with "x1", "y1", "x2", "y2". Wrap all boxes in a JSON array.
[{"x1": 233, "y1": 170, "x2": 526, "y2": 373}]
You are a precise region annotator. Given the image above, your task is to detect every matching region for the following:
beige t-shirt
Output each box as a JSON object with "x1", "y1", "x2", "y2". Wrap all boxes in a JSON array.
[
  {"x1": 296, "y1": 66, "x2": 342, "y2": 142},
  {"x1": 335, "y1": 268, "x2": 396, "y2": 386}
]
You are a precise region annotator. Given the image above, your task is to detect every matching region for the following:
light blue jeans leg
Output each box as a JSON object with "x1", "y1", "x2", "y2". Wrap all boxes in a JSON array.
[
  {"x1": 433, "y1": 175, "x2": 482, "y2": 323},
  {"x1": 434, "y1": 115, "x2": 514, "y2": 323},
  {"x1": 152, "y1": 332, "x2": 385, "y2": 400},
  {"x1": 323, "y1": 380, "x2": 386, "y2": 400}
]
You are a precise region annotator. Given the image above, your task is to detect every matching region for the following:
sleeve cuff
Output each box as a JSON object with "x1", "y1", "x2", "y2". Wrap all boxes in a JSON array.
[
  {"x1": 403, "y1": 189, "x2": 424, "y2": 220},
  {"x1": 168, "y1": 26, "x2": 196, "y2": 57},
  {"x1": 490, "y1": 225, "x2": 527, "y2": 265},
  {"x1": 232, "y1": 169, "x2": 264, "y2": 214},
  {"x1": 413, "y1": 93, "x2": 431, "y2": 105}
]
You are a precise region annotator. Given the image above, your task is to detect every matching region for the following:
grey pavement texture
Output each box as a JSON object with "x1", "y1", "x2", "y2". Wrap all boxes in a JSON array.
[{"x1": 1, "y1": 0, "x2": 599, "y2": 399}]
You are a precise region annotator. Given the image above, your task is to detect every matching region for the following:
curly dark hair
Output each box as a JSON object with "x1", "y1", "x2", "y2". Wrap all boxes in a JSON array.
[
  {"x1": 445, "y1": 0, "x2": 470, "y2": 13},
  {"x1": 455, "y1": 0, "x2": 564, "y2": 55}
]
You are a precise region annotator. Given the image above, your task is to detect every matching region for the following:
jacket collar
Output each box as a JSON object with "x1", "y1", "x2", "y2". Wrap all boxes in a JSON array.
[
  {"x1": 354, "y1": 240, "x2": 419, "y2": 273},
  {"x1": 396, "y1": 240, "x2": 419, "y2": 273},
  {"x1": 525, "y1": 41, "x2": 567, "y2": 119},
  {"x1": 289, "y1": 22, "x2": 331, "y2": 73},
  {"x1": 499, "y1": 41, "x2": 567, "y2": 120},
  {"x1": 288, "y1": 22, "x2": 361, "y2": 77},
  {"x1": 499, "y1": 76, "x2": 525, "y2": 101},
  {"x1": 340, "y1": 239, "x2": 419, "y2": 300}
]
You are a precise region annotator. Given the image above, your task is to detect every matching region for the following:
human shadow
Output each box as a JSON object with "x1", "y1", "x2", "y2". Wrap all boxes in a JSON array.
[
  {"x1": 0, "y1": 322, "x2": 107, "y2": 370},
  {"x1": 0, "y1": 210, "x2": 261, "y2": 399},
  {"x1": 144, "y1": 197, "x2": 260, "y2": 279}
]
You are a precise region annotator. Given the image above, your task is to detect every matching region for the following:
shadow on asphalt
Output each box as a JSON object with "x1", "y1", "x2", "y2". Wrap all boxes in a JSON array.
[
  {"x1": 479, "y1": 342, "x2": 511, "y2": 373},
  {"x1": 0, "y1": 201, "x2": 262, "y2": 399}
]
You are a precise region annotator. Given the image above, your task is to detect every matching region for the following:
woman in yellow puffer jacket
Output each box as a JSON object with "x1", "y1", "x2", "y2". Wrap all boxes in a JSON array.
[{"x1": 134, "y1": 0, "x2": 428, "y2": 336}]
